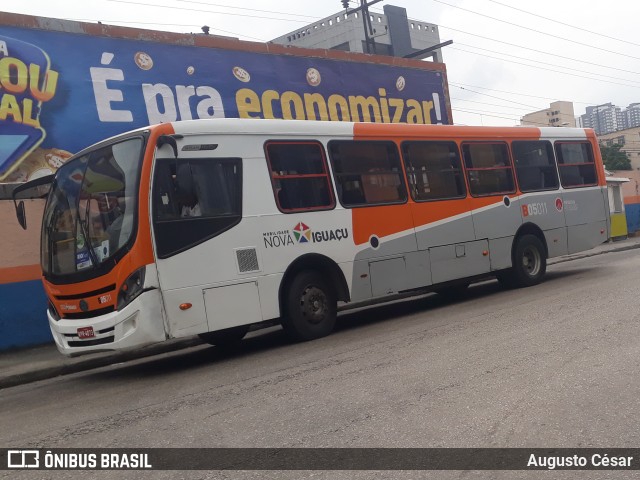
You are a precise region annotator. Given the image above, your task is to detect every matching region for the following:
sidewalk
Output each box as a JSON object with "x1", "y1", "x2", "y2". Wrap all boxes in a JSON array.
[{"x1": 2, "y1": 235, "x2": 640, "y2": 390}]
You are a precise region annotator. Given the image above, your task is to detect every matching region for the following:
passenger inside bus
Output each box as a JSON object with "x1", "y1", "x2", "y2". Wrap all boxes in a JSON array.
[
  {"x1": 92, "y1": 193, "x2": 132, "y2": 254},
  {"x1": 175, "y1": 164, "x2": 202, "y2": 217}
]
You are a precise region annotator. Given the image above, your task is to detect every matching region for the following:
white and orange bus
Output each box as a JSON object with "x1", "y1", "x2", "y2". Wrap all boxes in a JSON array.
[{"x1": 14, "y1": 119, "x2": 609, "y2": 355}]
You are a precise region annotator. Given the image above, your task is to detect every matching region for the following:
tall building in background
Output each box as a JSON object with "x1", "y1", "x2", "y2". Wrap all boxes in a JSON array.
[
  {"x1": 625, "y1": 103, "x2": 640, "y2": 129},
  {"x1": 271, "y1": 5, "x2": 444, "y2": 62},
  {"x1": 520, "y1": 101, "x2": 576, "y2": 127},
  {"x1": 579, "y1": 103, "x2": 627, "y2": 135}
]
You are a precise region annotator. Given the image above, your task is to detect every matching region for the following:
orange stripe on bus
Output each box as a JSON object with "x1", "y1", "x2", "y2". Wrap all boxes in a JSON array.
[
  {"x1": 411, "y1": 196, "x2": 499, "y2": 227},
  {"x1": 352, "y1": 196, "x2": 513, "y2": 245},
  {"x1": 352, "y1": 204, "x2": 415, "y2": 245},
  {"x1": 354, "y1": 123, "x2": 543, "y2": 139},
  {"x1": 0, "y1": 264, "x2": 42, "y2": 285}
]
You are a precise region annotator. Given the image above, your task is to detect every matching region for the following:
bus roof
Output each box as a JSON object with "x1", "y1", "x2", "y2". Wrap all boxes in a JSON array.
[{"x1": 166, "y1": 118, "x2": 593, "y2": 141}]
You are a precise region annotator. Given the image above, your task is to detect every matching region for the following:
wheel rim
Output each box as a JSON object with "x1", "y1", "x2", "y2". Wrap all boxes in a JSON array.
[
  {"x1": 300, "y1": 285, "x2": 328, "y2": 325},
  {"x1": 522, "y1": 245, "x2": 541, "y2": 276}
]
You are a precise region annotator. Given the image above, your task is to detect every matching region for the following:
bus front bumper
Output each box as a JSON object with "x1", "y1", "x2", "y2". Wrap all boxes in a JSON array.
[{"x1": 48, "y1": 289, "x2": 167, "y2": 356}]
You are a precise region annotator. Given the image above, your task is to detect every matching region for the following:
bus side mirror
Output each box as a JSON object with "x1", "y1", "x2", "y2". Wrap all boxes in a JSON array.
[
  {"x1": 15, "y1": 200, "x2": 27, "y2": 230},
  {"x1": 11, "y1": 173, "x2": 55, "y2": 230}
]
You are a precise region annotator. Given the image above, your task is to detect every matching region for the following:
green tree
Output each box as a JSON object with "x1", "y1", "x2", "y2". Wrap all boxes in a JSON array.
[{"x1": 599, "y1": 143, "x2": 631, "y2": 170}]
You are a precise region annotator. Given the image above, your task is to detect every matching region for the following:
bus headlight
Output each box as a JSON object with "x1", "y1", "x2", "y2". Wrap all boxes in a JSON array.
[
  {"x1": 117, "y1": 267, "x2": 146, "y2": 310},
  {"x1": 48, "y1": 300, "x2": 60, "y2": 321}
]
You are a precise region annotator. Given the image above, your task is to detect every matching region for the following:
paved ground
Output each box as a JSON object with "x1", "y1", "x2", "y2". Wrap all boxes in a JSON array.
[{"x1": 1, "y1": 235, "x2": 639, "y2": 390}]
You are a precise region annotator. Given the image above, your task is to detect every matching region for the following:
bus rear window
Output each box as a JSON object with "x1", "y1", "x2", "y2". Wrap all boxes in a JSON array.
[
  {"x1": 555, "y1": 142, "x2": 597, "y2": 188},
  {"x1": 265, "y1": 142, "x2": 334, "y2": 212}
]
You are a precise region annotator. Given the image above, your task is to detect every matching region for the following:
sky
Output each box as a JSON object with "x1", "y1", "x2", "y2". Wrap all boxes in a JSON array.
[{"x1": 3, "y1": 0, "x2": 640, "y2": 126}]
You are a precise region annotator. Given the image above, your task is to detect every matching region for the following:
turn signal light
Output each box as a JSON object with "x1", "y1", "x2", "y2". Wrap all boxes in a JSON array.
[{"x1": 179, "y1": 303, "x2": 192, "y2": 311}]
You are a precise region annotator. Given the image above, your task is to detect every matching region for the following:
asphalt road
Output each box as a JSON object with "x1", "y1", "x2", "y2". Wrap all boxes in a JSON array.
[{"x1": 2, "y1": 250, "x2": 640, "y2": 479}]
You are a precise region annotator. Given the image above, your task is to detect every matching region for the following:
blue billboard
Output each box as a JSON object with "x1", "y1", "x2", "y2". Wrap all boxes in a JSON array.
[{"x1": 0, "y1": 23, "x2": 449, "y2": 182}]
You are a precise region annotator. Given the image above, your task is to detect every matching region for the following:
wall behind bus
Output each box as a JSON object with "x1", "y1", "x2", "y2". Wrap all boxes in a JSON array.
[
  {"x1": 618, "y1": 171, "x2": 640, "y2": 235},
  {"x1": 0, "y1": 199, "x2": 51, "y2": 350}
]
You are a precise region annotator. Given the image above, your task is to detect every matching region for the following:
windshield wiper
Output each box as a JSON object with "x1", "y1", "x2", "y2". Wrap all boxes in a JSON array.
[{"x1": 77, "y1": 195, "x2": 99, "y2": 268}]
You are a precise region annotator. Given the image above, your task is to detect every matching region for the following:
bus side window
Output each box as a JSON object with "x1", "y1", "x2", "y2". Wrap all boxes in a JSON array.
[
  {"x1": 554, "y1": 142, "x2": 597, "y2": 188},
  {"x1": 401, "y1": 141, "x2": 466, "y2": 201},
  {"x1": 265, "y1": 141, "x2": 335, "y2": 212},
  {"x1": 152, "y1": 158, "x2": 242, "y2": 258},
  {"x1": 175, "y1": 163, "x2": 202, "y2": 217},
  {"x1": 512, "y1": 141, "x2": 559, "y2": 192},
  {"x1": 328, "y1": 140, "x2": 407, "y2": 207},
  {"x1": 462, "y1": 142, "x2": 515, "y2": 196},
  {"x1": 153, "y1": 162, "x2": 181, "y2": 220}
]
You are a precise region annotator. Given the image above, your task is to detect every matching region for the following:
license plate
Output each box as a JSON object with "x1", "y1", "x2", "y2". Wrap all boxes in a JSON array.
[{"x1": 77, "y1": 326, "x2": 95, "y2": 339}]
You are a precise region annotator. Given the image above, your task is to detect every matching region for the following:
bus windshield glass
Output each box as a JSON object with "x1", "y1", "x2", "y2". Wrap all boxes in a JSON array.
[{"x1": 41, "y1": 137, "x2": 144, "y2": 276}]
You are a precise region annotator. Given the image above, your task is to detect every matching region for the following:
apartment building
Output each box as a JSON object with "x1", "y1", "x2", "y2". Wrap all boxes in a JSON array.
[{"x1": 520, "y1": 101, "x2": 576, "y2": 127}]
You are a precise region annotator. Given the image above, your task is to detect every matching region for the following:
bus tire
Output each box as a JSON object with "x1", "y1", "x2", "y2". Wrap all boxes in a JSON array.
[
  {"x1": 283, "y1": 270, "x2": 337, "y2": 341},
  {"x1": 506, "y1": 234, "x2": 547, "y2": 288},
  {"x1": 198, "y1": 325, "x2": 250, "y2": 347}
]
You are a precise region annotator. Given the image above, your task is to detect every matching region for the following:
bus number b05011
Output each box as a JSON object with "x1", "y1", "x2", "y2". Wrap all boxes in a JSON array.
[{"x1": 522, "y1": 202, "x2": 548, "y2": 217}]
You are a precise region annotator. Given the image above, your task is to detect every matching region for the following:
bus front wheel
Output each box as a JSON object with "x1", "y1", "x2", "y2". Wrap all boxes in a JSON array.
[
  {"x1": 283, "y1": 271, "x2": 337, "y2": 341},
  {"x1": 500, "y1": 234, "x2": 547, "y2": 288}
]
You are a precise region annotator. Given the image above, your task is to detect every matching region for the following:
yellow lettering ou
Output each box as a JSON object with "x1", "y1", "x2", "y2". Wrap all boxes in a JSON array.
[
  {"x1": 304, "y1": 93, "x2": 329, "y2": 121},
  {"x1": 422, "y1": 101, "x2": 434, "y2": 125},
  {"x1": 261, "y1": 89, "x2": 280, "y2": 119},
  {"x1": 235, "y1": 88, "x2": 262, "y2": 118},
  {"x1": 29, "y1": 64, "x2": 59, "y2": 102},
  {"x1": 406, "y1": 99, "x2": 424, "y2": 124},
  {"x1": 22, "y1": 98, "x2": 40, "y2": 127},
  {"x1": 348, "y1": 95, "x2": 382, "y2": 123},
  {"x1": 378, "y1": 88, "x2": 390, "y2": 123},
  {"x1": 328, "y1": 94, "x2": 350, "y2": 122},
  {"x1": 0, "y1": 94, "x2": 22, "y2": 122},
  {"x1": 281, "y1": 91, "x2": 305, "y2": 120},
  {"x1": 0, "y1": 57, "x2": 28, "y2": 94}
]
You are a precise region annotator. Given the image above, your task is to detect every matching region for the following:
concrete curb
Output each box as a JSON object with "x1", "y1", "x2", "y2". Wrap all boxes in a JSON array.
[
  {"x1": 548, "y1": 241, "x2": 640, "y2": 265},
  {"x1": 0, "y1": 337, "x2": 203, "y2": 390}
]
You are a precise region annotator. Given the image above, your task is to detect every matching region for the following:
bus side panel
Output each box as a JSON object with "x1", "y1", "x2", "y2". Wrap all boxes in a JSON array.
[
  {"x1": 519, "y1": 191, "x2": 570, "y2": 258},
  {"x1": 162, "y1": 287, "x2": 210, "y2": 337},
  {"x1": 471, "y1": 196, "x2": 523, "y2": 241},
  {"x1": 488, "y1": 236, "x2": 513, "y2": 271},
  {"x1": 351, "y1": 204, "x2": 420, "y2": 301},
  {"x1": 543, "y1": 227, "x2": 569, "y2": 259},
  {"x1": 203, "y1": 281, "x2": 262, "y2": 331},
  {"x1": 351, "y1": 228, "x2": 422, "y2": 301},
  {"x1": 430, "y1": 239, "x2": 490, "y2": 283},
  {"x1": 411, "y1": 198, "x2": 477, "y2": 248},
  {"x1": 562, "y1": 187, "x2": 609, "y2": 254}
]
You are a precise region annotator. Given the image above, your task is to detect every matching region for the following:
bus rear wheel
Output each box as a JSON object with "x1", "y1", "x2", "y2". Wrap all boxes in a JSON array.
[
  {"x1": 500, "y1": 234, "x2": 546, "y2": 288},
  {"x1": 283, "y1": 271, "x2": 337, "y2": 341},
  {"x1": 199, "y1": 325, "x2": 250, "y2": 347}
]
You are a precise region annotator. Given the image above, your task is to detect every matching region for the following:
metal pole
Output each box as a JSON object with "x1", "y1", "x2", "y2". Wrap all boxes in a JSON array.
[
  {"x1": 360, "y1": 0, "x2": 372, "y2": 53},
  {"x1": 362, "y1": 0, "x2": 377, "y2": 54}
]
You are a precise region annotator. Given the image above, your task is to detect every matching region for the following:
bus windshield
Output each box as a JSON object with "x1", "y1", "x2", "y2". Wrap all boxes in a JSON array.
[{"x1": 41, "y1": 137, "x2": 144, "y2": 276}]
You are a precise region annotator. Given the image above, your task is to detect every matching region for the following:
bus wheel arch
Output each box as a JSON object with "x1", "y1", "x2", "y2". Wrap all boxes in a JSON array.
[
  {"x1": 499, "y1": 224, "x2": 548, "y2": 288},
  {"x1": 279, "y1": 254, "x2": 349, "y2": 341}
]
